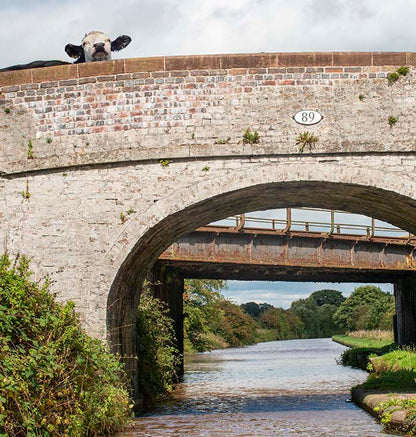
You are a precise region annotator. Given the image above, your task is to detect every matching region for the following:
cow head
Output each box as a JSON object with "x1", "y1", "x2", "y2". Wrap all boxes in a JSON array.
[{"x1": 65, "y1": 31, "x2": 131, "y2": 63}]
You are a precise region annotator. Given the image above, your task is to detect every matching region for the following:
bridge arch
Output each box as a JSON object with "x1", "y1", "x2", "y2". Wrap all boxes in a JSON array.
[
  {"x1": 3, "y1": 51, "x2": 416, "y2": 403},
  {"x1": 107, "y1": 159, "x2": 416, "y2": 374}
]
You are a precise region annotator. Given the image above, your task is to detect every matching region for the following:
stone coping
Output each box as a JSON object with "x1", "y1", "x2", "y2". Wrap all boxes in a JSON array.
[
  {"x1": 352, "y1": 387, "x2": 416, "y2": 432},
  {"x1": 0, "y1": 52, "x2": 414, "y2": 87}
]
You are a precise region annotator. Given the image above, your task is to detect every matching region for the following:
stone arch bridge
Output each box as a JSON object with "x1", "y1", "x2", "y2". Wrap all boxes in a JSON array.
[{"x1": 2, "y1": 52, "x2": 416, "y2": 400}]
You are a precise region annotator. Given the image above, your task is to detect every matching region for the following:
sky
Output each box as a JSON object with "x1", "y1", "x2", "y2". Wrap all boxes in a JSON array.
[
  {"x1": 1, "y1": 0, "x2": 416, "y2": 67},
  {"x1": 0, "y1": 0, "x2": 407, "y2": 304}
]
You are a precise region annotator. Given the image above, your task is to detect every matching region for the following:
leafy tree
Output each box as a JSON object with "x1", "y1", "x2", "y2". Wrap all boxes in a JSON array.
[
  {"x1": 217, "y1": 300, "x2": 257, "y2": 346},
  {"x1": 291, "y1": 289, "x2": 345, "y2": 338},
  {"x1": 309, "y1": 289, "x2": 346, "y2": 307},
  {"x1": 291, "y1": 298, "x2": 319, "y2": 337},
  {"x1": 183, "y1": 279, "x2": 226, "y2": 351},
  {"x1": 315, "y1": 303, "x2": 342, "y2": 337},
  {"x1": 333, "y1": 285, "x2": 394, "y2": 332},
  {"x1": 184, "y1": 279, "x2": 225, "y2": 306},
  {"x1": 184, "y1": 280, "x2": 259, "y2": 351},
  {"x1": 260, "y1": 307, "x2": 289, "y2": 339},
  {"x1": 241, "y1": 301, "x2": 261, "y2": 318},
  {"x1": 240, "y1": 301, "x2": 273, "y2": 319},
  {"x1": 286, "y1": 309, "x2": 305, "y2": 338},
  {"x1": 259, "y1": 302, "x2": 274, "y2": 314},
  {"x1": 259, "y1": 307, "x2": 304, "y2": 340}
]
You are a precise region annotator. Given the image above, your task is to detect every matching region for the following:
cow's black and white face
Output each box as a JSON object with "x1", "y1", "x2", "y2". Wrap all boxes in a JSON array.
[
  {"x1": 65, "y1": 31, "x2": 131, "y2": 63},
  {"x1": 82, "y1": 31, "x2": 112, "y2": 62}
]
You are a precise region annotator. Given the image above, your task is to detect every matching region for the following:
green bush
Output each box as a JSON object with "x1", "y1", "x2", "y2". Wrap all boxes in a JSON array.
[
  {"x1": 0, "y1": 254, "x2": 132, "y2": 436},
  {"x1": 136, "y1": 289, "x2": 180, "y2": 406},
  {"x1": 338, "y1": 347, "x2": 384, "y2": 370}
]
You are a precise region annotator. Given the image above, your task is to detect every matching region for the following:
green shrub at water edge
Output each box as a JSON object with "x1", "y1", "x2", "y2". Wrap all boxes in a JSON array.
[
  {"x1": 136, "y1": 289, "x2": 180, "y2": 406},
  {"x1": 0, "y1": 254, "x2": 132, "y2": 436},
  {"x1": 337, "y1": 347, "x2": 387, "y2": 370}
]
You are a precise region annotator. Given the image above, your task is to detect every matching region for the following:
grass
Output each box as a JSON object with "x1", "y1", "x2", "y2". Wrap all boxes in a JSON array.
[
  {"x1": 333, "y1": 331, "x2": 396, "y2": 370},
  {"x1": 361, "y1": 369, "x2": 416, "y2": 391},
  {"x1": 339, "y1": 332, "x2": 416, "y2": 434},
  {"x1": 347, "y1": 330, "x2": 394, "y2": 341},
  {"x1": 332, "y1": 333, "x2": 394, "y2": 350},
  {"x1": 370, "y1": 348, "x2": 416, "y2": 373}
]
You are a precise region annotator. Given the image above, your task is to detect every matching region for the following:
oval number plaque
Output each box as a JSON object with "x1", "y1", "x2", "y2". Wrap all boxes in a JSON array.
[{"x1": 293, "y1": 110, "x2": 323, "y2": 126}]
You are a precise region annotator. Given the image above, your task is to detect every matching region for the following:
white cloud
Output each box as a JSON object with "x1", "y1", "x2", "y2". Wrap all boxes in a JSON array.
[
  {"x1": 2, "y1": 1, "x2": 416, "y2": 67},
  {"x1": 0, "y1": 1, "x2": 402, "y2": 306}
]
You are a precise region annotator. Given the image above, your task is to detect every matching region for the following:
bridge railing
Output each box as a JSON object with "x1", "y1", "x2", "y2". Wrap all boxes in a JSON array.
[{"x1": 211, "y1": 208, "x2": 414, "y2": 240}]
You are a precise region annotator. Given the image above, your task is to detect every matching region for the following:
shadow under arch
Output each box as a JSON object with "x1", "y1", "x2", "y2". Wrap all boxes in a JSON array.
[{"x1": 107, "y1": 177, "x2": 416, "y2": 400}]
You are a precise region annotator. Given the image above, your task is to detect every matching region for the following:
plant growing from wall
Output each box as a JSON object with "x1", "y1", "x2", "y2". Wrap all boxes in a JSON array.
[
  {"x1": 120, "y1": 208, "x2": 136, "y2": 224},
  {"x1": 397, "y1": 66, "x2": 409, "y2": 76},
  {"x1": 387, "y1": 66, "x2": 409, "y2": 84},
  {"x1": 296, "y1": 131, "x2": 319, "y2": 153},
  {"x1": 388, "y1": 116, "x2": 398, "y2": 127},
  {"x1": 46, "y1": 137, "x2": 52, "y2": 144},
  {"x1": 4, "y1": 107, "x2": 10, "y2": 114},
  {"x1": 21, "y1": 180, "x2": 30, "y2": 200},
  {"x1": 202, "y1": 166, "x2": 210, "y2": 172},
  {"x1": 387, "y1": 72, "x2": 400, "y2": 84},
  {"x1": 215, "y1": 138, "x2": 231, "y2": 144},
  {"x1": 160, "y1": 159, "x2": 170, "y2": 168},
  {"x1": 243, "y1": 128, "x2": 259, "y2": 144},
  {"x1": 27, "y1": 140, "x2": 33, "y2": 159},
  {"x1": 359, "y1": 94, "x2": 366, "y2": 101}
]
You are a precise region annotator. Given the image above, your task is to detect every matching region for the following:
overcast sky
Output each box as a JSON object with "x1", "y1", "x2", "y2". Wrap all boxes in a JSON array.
[
  {"x1": 0, "y1": 0, "x2": 403, "y2": 304},
  {"x1": 1, "y1": 0, "x2": 416, "y2": 67}
]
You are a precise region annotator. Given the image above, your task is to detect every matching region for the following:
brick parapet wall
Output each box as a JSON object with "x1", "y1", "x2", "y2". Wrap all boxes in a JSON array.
[
  {"x1": 0, "y1": 52, "x2": 415, "y2": 87},
  {"x1": 0, "y1": 52, "x2": 415, "y2": 175}
]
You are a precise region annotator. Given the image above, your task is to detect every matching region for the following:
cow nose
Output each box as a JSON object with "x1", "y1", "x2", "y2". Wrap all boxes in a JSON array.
[{"x1": 94, "y1": 42, "x2": 105, "y2": 50}]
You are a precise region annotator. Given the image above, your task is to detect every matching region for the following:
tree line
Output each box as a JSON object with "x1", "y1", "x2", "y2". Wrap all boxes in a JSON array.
[
  {"x1": 136, "y1": 279, "x2": 395, "y2": 405},
  {"x1": 183, "y1": 280, "x2": 395, "y2": 352}
]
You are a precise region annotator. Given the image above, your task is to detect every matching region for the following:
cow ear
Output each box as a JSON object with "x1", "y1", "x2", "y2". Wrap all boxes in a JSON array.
[
  {"x1": 65, "y1": 44, "x2": 83, "y2": 59},
  {"x1": 111, "y1": 35, "x2": 131, "y2": 51}
]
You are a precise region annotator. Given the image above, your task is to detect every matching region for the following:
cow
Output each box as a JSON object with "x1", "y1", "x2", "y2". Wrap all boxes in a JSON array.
[
  {"x1": 0, "y1": 31, "x2": 132, "y2": 71},
  {"x1": 65, "y1": 31, "x2": 131, "y2": 63}
]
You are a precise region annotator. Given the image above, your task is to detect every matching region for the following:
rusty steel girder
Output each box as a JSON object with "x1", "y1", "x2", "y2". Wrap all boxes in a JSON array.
[{"x1": 158, "y1": 226, "x2": 416, "y2": 282}]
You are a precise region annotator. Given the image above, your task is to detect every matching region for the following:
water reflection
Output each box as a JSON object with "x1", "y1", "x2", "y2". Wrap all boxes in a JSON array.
[{"x1": 119, "y1": 339, "x2": 397, "y2": 436}]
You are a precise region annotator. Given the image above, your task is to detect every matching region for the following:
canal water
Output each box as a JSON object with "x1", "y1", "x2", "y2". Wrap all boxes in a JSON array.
[{"x1": 120, "y1": 338, "x2": 397, "y2": 436}]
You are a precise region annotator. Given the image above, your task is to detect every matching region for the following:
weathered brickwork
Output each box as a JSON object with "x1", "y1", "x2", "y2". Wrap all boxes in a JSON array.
[
  {"x1": 1, "y1": 53, "x2": 416, "y2": 176},
  {"x1": 1, "y1": 53, "x2": 416, "y2": 352},
  {"x1": 0, "y1": 66, "x2": 391, "y2": 138}
]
